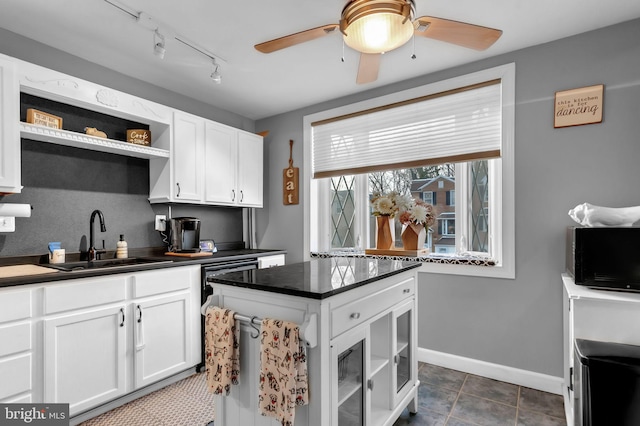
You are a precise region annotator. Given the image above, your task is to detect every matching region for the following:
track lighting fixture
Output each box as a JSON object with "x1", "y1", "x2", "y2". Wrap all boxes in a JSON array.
[
  {"x1": 153, "y1": 29, "x2": 166, "y2": 59},
  {"x1": 210, "y1": 59, "x2": 221, "y2": 84}
]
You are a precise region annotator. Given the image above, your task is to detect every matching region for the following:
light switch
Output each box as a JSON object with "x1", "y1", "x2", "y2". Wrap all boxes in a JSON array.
[{"x1": 0, "y1": 217, "x2": 15, "y2": 232}]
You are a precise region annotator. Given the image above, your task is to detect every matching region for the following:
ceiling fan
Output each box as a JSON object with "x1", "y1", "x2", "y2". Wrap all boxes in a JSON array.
[{"x1": 255, "y1": 0, "x2": 502, "y2": 84}]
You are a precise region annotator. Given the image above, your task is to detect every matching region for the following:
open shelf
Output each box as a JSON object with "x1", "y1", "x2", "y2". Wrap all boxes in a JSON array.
[
  {"x1": 20, "y1": 122, "x2": 169, "y2": 160},
  {"x1": 371, "y1": 354, "x2": 389, "y2": 377}
]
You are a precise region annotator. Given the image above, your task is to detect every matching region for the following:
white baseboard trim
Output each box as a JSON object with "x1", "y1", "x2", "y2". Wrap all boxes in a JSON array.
[{"x1": 418, "y1": 347, "x2": 564, "y2": 396}]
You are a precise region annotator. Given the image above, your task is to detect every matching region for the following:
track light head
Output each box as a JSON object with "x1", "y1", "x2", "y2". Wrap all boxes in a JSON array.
[
  {"x1": 153, "y1": 30, "x2": 166, "y2": 59},
  {"x1": 210, "y1": 59, "x2": 221, "y2": 84}
]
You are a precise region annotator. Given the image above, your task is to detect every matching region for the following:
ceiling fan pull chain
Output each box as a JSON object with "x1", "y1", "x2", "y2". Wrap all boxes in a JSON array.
[
  {"x1": 341, "y1": 39, "x2": 345, "y2": 62},
  {"x1": 411, "y1": 33, "x2": 417, "y2": 59}
]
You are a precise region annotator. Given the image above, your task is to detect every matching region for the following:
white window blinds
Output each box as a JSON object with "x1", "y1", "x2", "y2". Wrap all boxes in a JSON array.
[{"x1": 311, "y1": 79, "x2": 502, "y2": 179}]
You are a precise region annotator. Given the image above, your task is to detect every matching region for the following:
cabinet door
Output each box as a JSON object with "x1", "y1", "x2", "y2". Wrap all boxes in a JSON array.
[
  {"x1": 204, "y1": 121, "x2": 238, "y2": 205},
  {"x1": 237, "y1": 132, "x2": 263, "y2": 207},
  {"x1": 134, "y1": 292, "x2": 192, "y2": 388},
  {"x1": 392, "y1": 299, "x2": 416, "y2": 407},
  {"x1": 173, "y1": 111, "x2": 203, "y2": 202},
  {"x1": 332, "y1": 327, "x2": 367, "y2": 426},
  {"x1": 0, "y1": 55, "x2": 20, "y2": 193},
  {"x1": 44, "y1": 305, "x2": 127, "y2": 416}
]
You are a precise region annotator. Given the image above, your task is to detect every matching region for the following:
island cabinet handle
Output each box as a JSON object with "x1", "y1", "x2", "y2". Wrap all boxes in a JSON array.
[
  {"x1": 403, "y1": 288, "x2": 411, "y2": 294},
  {"x1": 119, "y1": 308, "x2": 125, "y2": 327},
  {"x1": 137, "y1": 305, "x2": 143, "y2": 323},
  {"x1": 350, "y1": 313, "x2": 361, "y2": 320},
  {"x1": 367, "y1": 379, "x2": 374, "y2": 390}
]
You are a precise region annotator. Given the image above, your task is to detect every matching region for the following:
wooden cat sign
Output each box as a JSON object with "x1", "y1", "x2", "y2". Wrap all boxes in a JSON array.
[{"x1": 283, "y1": 139, "x2": 299, "y2": 205}]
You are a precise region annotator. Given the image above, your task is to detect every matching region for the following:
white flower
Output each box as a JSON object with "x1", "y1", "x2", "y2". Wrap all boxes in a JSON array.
[
  {"x1": 410, "y1": 204, "x2": 428, "y2": 224},
  {"x1": 374, "y1": 196, "x2": 395, "y2": 216}
]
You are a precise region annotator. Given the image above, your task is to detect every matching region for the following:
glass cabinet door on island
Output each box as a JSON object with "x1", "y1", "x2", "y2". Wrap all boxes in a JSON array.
[
  {"x1": 393, "y1": 300, "x2": 414, "y2": 405},
  {"x1": 333, "y1": 329, "x2": 366, "y2": 425}
]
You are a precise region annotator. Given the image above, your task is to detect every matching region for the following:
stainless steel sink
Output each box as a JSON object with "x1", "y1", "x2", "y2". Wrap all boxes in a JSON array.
[{"x1": 43, "y1": 257, "x2": 173, "y2": 272}]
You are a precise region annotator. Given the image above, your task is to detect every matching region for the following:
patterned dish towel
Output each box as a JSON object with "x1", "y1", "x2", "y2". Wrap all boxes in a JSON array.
[
  {"x1": 205, "y1": 306, "x2": 240, "y2": 395},
  {"x1": 259, "y1": 318, "x2": 309, "y2": 426}
]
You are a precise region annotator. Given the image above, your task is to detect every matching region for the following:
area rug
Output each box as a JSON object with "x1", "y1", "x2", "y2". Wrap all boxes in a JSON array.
[{"x1": 79, "y1": 373, "x2": 215, "y2": 426}]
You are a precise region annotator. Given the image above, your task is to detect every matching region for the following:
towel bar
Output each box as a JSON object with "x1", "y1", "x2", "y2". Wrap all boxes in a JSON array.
[{"x1": 201, "y1": 294, "x2": 318, "y2": 348}]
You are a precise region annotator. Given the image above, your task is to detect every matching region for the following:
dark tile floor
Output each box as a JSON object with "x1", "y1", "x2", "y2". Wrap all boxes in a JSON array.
[{"x1": 394, "y1": 363, "x2": 567, "y2": 426}]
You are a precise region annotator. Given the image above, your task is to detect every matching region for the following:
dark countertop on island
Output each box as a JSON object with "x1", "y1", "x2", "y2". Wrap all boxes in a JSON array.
[{"x1": 207, "y1": 257, "x2": 421, "y2": 299}]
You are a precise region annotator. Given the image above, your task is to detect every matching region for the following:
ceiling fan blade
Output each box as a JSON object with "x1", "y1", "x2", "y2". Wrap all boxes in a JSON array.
[
  {"x1": 356, "y1": 53, "x2": 381, "y2": 85},
  {"x1": 414, "y1": 16, "x2": 502, "y2": 51},
  {"x1": 255, "y1": 24, "x2": 339, "y2": 53}
]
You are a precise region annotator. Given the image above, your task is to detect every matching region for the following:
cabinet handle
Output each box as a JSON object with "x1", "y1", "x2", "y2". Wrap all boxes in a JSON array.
[
  {"x1": 176, "y1": 182, "x2": 181, "y2": 197},
  {"x1": 119, "y1": 308, "x2": 125, "y2": 327},
  {"x1": 394, "y1": 355, "x2": 399, "y2": 365},
  {"x1": 350, "y1": 313, "x2": 360, "y2": 320},
  {"x1": 240, "y1": 190, "x2": 244, "y2": 202},
  {"x1": 403, "y1": 288, "x2": 410, "y2": 294},
  {"x1": 367, "y1": 379, "x2": 374, "y2": 390},
  {"x1": 137, "y1": 305, "x2": 143, "y2": 323},
  {"x1": 231, "y1": 189, "x2": 235, "y2": 201}
]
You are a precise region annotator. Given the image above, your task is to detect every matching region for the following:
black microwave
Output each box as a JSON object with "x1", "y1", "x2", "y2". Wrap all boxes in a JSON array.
[{"x1": 567, "y1": 227, "x2": 640, "y2": 291}]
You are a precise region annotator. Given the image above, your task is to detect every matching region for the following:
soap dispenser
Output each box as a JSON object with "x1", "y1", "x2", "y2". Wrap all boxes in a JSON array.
[{"x1": 116, "y1": 234, "x2": 128, "y2": 259}]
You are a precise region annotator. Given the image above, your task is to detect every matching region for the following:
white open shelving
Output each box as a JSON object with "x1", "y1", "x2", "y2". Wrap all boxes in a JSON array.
[{"x1": 20, "y1": 122, "x2": 169, "y2": 160}]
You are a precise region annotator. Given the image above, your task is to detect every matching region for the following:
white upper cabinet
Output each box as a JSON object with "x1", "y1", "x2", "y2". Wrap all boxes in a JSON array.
[
  {"x1": 0, "y1": 55, "x2": 21, "y2": 194},
  {"x1": 204, "y1": 121, "x2": 237, "y2": 205},
  {"x1": 237, "y1": 131, "x2": 263, "y2": 207},
  {"x1": 172, "y1": 111, "x2": 204, "y2": 202},
  {"x1": 204, "y1": 121, "x2": 264, "y2": 207},
  {"x1": 151, "y1": 112, "x2": 263, "y2": 207}
]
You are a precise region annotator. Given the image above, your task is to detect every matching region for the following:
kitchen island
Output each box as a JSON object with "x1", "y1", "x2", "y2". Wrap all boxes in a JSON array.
[{"x1": 206, "y1": 257, "x2": 421, "y2": 426}]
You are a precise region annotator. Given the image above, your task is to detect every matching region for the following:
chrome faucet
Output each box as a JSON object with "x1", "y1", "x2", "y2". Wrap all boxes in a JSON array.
[{"x1": 89, "y1": 209, "x2": 107, "y2": 261}]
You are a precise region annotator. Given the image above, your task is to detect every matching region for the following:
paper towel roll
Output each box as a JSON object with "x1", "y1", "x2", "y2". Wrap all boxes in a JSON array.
[{"x1": 0, "y1": 203, "x2": 32, "y2": 217}]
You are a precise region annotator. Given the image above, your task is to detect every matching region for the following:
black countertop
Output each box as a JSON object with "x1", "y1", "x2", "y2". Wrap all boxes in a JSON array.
[
  {"x1": 207, "y1": 257, "x2": 421, "y2": 299},
  {"x1": 0, "y1": 248, "x2": 286, "y2": 288}
]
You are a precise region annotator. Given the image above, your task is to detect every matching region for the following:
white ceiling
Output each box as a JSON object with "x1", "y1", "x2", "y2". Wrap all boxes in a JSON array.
[{"x1": 1, "y1": 0, "x2": 640, "y2": 121}]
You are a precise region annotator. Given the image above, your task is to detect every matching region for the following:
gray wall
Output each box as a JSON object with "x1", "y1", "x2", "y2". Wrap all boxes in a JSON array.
[
  {"x1": 0, "y1": 28, "x2": 249, "y2": 258},
  {"x1": 256, "y1": 18, "x2": 640, "y2": 377}
]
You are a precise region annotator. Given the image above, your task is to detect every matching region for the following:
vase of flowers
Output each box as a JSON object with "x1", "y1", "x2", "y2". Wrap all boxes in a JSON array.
[
  {"x1": 370, "y1": 191, "x2": 410, "y2": 250},
  {"x1": 398, "y1": 199, "x2": 436, "y2": 251}
]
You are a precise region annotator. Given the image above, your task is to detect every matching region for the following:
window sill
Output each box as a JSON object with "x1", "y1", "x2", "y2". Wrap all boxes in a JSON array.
[{"x1": 310, "y1": 251, "x2": 514, "y2": 279}]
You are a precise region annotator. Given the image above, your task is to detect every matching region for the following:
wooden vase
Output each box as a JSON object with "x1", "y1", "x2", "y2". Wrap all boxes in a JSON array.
[
  {"x1": 401, "y1": 223, "x2": 426, "y2": 251},
  {"x1": 375, "y1": 216, "x2": 395, "y2": 249}
]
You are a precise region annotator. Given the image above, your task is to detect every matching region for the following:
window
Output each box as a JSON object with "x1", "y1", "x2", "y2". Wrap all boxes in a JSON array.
[
  {"x1": 446, "y1": 190, "x2": 455, "y2": 206},
  {"x1": 422, "y1": 191, "x2": 434, "y2": 204},
  {"x1": 306, "y1": 64, "x2": 515, "y2": 279}
]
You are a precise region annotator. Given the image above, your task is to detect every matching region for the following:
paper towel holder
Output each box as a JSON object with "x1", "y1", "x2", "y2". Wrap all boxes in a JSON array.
[{"x1": 0, "y1": 203, "x2": 32, "y2": 218}]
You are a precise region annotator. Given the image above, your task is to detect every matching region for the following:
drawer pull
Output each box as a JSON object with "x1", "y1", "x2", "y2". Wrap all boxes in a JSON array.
[
  {"x1": 350, "y1": 313, "x2": 361, "y2": 320},
  {"x1": 403, "y1": 288, "x2": 411, "y2": 294}
]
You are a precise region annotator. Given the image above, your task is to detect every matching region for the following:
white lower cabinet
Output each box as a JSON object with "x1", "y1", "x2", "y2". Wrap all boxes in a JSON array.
[
  {"x1": 40, "y1": 265, "x2": 200, "y2": 417},
  {"x1": 133, "y1": 291, "x2": 192, "y2": 388},
  {"x1": 331, "y1": 283, "x2": 417, "y2": 426},
  {"x1": 44, "y1": 305, "x2": 127, "y2": 414},
  {"x1": 0, "y1": 287, "x2": 34, "y2": 402}
]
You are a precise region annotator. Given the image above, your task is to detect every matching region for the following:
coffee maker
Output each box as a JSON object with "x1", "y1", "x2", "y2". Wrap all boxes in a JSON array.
[{"x1": 169, "y1": 217, "x2": 201, "y2": 253}]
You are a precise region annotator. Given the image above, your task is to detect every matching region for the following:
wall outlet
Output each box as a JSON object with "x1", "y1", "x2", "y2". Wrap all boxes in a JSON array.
[
  {"x1": 0, "y1": 217, "x2": 16, "y2": 232},
  {"x1": 155, "y1": 215, "x2": 167, "y2": 231}
]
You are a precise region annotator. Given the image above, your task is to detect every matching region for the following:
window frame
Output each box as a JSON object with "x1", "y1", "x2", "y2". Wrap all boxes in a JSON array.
[{"x1": 304, "y1": 63, "x2": 515, "y2": 279}]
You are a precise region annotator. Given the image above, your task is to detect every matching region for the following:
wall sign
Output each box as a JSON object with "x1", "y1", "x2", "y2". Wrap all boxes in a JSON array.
[
  {"x1": 283, "y1": 139, "x2": 299, "y2": 205},
  {"x1": 554, "y1": 84, "x2": 604, "y2": 128}
]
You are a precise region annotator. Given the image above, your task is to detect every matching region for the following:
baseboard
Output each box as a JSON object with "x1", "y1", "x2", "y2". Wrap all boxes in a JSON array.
[{"x1": 417, "y1": 347, "x2": 564, "y2": 395}]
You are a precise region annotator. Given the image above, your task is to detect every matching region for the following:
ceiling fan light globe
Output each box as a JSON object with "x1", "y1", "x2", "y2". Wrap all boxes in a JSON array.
[{"x1": 344, "y1": 12, "x2": 414, "y2": 54}]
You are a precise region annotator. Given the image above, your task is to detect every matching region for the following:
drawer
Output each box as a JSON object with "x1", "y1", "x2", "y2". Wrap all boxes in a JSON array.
[
  {"x1": 133, "y1": 266, "x2": 196, "y2": 298},
  {"x1": 45, "y1": 276, "x2": 127, "y2": 314},
  {"x1": 0, "y1": 289, "x2": 31, "y2": 323},
  {"x1": 0, "y1": 354, "x2": 31, "y2": 400},
  {"x1": 331, "y1": 276, "x2": 415, "y2": 338},
  {"x1": 0, "y1": 323, "x2": 31, "y2": 357},
  {"x1": 258, "y1": 254, "x2": 285, "y2": 269}
]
